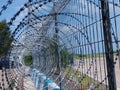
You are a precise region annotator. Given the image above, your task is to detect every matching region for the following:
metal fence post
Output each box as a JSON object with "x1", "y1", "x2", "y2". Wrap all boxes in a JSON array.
[
  {"x1": 100, "y1": 0, "x2": 117, "y2": 90},
  {"x1": 53, "y1": 0, "x2": 62, "y2": 89}
]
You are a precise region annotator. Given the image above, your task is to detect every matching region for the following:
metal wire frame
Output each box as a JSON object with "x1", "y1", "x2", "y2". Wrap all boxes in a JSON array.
[
  {"x1": 0, "y1": 0, "x2": 13, "y2": 16},
  {"x1": 1, "y1": 0, "x2": 120, "y2": 90}
]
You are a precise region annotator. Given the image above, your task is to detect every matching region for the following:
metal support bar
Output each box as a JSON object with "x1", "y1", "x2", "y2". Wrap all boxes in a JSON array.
[
  {"x1": 100, "y1": 0, "x2": 117, "y2": 90},
  {"x1": 53, "y1": 0, "x2": 62, "y2": 89}
]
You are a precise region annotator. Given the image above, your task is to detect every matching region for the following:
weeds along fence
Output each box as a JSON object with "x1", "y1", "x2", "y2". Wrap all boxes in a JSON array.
[{"x1": 1, "y1": 0, "x2": 120, "y2": 90}]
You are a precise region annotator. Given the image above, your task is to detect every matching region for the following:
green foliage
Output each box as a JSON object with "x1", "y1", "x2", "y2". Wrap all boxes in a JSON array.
[
  {"x1": 73, "y1": 54, "x2": 82, "y2": 59},
  {"x1": 60, "y1": 48, "x2": 73, "y2": 67},
  {"x1": 63, "y1": 66, "x2": 92, "y2": 89},
  {"x1": 47, "y1": 37, "x2": 73, "y2": 67},
  {"x1": 23, "y1": 55, "x2": 33, "y2": 66},
  {"x1": 10, "y1": 79, "x2": 15, "y2": 87},
  {"x1": 0, "y1": 20, "x2": 11, "y2": 56},
  {"x1": 73, "y1": 53, "x2": 104, "y2": 59}
]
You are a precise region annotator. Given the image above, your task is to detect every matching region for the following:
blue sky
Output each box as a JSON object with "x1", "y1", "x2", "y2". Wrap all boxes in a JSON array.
[
  {"x1": 0, "y1": 0, "x2": 27, "y2": 22},
  {"x1": 0, "y1": 0, "x2": 120, "y2": 53}
]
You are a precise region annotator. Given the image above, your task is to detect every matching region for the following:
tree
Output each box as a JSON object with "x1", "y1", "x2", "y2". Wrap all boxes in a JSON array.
[{"x1": 0, "y1": 20, "x2": 11, "y2": 57}]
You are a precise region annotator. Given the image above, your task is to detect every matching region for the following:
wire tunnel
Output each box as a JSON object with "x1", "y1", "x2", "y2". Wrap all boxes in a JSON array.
[{"x1": 0, "y1": 0, "x2": 120, "y2": 90}]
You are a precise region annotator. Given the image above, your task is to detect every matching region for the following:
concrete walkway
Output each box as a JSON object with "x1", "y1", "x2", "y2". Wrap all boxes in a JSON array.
[{"x1": 23, "y1": 77, "x2": 36, "y2": 90}]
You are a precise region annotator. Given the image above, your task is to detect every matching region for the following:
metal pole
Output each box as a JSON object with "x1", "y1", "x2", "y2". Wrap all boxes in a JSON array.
[
  {"x1": 53, "y1": 0, "x2": 62, "y2": 89},
  {"x1": 28, "y1": 0, "x2": 31, "y2": 23},
  {"x1": 100, "y1": 0, "x2": 117, "y2": 90}
]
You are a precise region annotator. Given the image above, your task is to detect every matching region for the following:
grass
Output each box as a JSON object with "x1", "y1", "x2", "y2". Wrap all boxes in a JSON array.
[
  {"x1": 63, "y1": 66, "x2": 92, "y2": 89},
  {"x1": 62, "y1": 66, "x2": 107, "y2": 90},
  {"x1": 74, "y1": 52, "x2": 118, "y2": 59},
  {"x1": 6, "y1": 79, "x2": 16, "y2": 90},
  {"x1": 74, "y1": 54, "x2": 105, "y2": 59}
]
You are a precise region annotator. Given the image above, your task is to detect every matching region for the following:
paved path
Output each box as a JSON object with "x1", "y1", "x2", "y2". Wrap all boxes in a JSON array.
[
  {"x1": 0, "y1": 68, "x2": 36, "y2": 90},
  {"x1": 23, "y1": 77, "x2": 36, "y2": 90},
  {"x1": 0, "y1": 69, "x2": 9, "y2": 89}
]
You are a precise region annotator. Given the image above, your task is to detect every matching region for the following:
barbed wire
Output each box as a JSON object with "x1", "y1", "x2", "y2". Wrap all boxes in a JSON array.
[
  {"x1": 0, "y1": 0, "x2": 13, "y2": 16},
  {"x1": 0, "y1": 0, "x2": 120, "y2": 90}
]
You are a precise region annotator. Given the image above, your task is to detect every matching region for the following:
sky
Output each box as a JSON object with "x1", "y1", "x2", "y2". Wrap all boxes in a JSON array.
[
  {"x1": 0, "y1": 0, "x2": 27, "y2": 22},
  {"x1": 0, "y1": 0, "x2": 120, "y2": 53}
]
